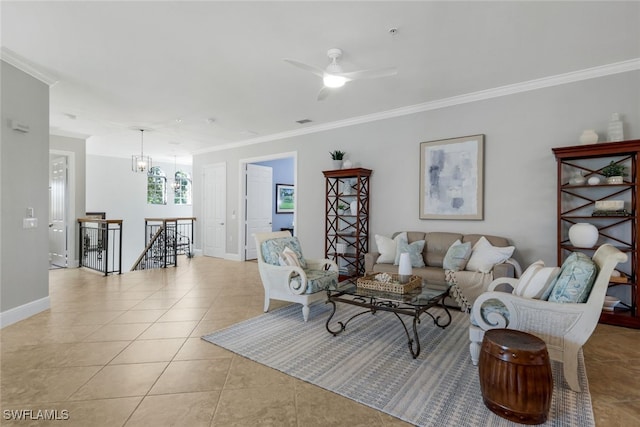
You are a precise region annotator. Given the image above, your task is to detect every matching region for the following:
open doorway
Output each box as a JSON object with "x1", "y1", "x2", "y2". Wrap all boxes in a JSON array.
[
  {"x1": 49, "y1": 153, "x2": 69, "y2": 268},
  {"x1": 239, "y1": 152, "x2": 296, "y2": 261}
]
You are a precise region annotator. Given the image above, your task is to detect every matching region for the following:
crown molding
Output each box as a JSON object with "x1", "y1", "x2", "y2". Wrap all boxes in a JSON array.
[
  {"x1": 195, "y1": 58, "x2": 640, "y2": 155},
  {"x1": 1, "y1": 47, "x2": 59, "y2": 86}
]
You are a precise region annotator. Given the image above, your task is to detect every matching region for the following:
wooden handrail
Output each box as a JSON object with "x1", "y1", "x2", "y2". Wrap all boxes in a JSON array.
[
  {"x1": 78, "y1": 218, "x2": 123, "y2": 224},
  {"x1": 144, "y1": 217, "x2": 196, "y2": 222},
  {"x1": 130, "y1": 225, "x2": 165, "y2": 271}
]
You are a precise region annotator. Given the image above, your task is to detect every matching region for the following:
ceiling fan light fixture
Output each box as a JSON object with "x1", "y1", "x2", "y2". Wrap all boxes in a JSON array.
[{"x1": 323, "y1": 74, "x2": 347, "y2": 88}]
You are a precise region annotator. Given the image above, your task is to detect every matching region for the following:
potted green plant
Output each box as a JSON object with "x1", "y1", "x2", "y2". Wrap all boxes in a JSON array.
[
  {"x1": 330, "y1": 150, "x2": 346, "y2": 169},
  {"x1": 601, "y1": 161, "x2": 627, "y2": 184},
  {"x1": 338, "y1": 203, "x2": 347, "y2": 215}
]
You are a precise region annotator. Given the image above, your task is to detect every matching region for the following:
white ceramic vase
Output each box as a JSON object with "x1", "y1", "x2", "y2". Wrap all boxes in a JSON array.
[
  {"x1": 569, "y1": 171, "x2": 586, "y2": 185},
  {"x1": 568, "y1": 223, "x2": 599, "y2": 248},
  {"x1": 398, "y1": 252, "x2": 413, "y2": 284},
  {"x1": 579, "y1": 130, "x2": 598, "y2": 145},
  {"x1": 350, "y1": 201, "x2": 358, "y2": 216},
  {"x1": 607, "y1": 113, "x2": 624, "y2": 142},
  {"x1": 332, "y1": 160, "x2": 343, "y2": 170}
]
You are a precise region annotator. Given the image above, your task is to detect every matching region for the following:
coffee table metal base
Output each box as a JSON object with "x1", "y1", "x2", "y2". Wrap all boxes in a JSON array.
[{"x1": 325, "y1": 291, "x2": 452, "y2": 359}]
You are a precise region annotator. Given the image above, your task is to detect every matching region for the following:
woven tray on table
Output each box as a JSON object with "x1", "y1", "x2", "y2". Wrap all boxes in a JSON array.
[{"x1": 356, "y1": 273, "x2": 421, "y2": 294}]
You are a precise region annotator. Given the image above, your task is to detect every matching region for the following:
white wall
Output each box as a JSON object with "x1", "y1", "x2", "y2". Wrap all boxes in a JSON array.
[
  {"x1": 193, "y1": 71, "x2": 640, "y2": 268},
  {"x1": 86, "y1": 155, "x2": 193, "y2": 271},
  {"x1": 1, "y1": 61, "x2": 50, "y2": 324}
]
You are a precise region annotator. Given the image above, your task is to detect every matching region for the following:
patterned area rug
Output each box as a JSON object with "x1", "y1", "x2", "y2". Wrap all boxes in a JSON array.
[{"x1": 202, "y1": 302, "x2": 594, "y2": 427}]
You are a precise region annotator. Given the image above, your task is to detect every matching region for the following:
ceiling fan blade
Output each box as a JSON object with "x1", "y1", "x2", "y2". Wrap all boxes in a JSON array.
[
  {"x1": 338, "y1": 66, "x2": 398, "y2": 81},
  {"x1": 283, "y1": 59, "x2": 325, "y2": 78},
  {"x1": 317, "y1": 86, "x2": 331, "y2": 101}
]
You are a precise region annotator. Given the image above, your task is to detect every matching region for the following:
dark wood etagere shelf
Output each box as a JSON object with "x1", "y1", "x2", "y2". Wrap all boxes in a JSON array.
[
  {"x1": 323, "y1": 168, "x2": 371, "y2": 281},
  {"x1": 553, "y1": 139, "x2": 640, "y2": 329}
]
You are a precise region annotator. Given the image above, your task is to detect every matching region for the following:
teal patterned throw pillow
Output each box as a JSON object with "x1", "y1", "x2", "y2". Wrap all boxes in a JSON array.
[
  {"x1": 443, "y1": 240, "x2": 472, "y2": 271},
  {"x1": 547, "y1": 252, "x2": 598, "y2": 303},
  {"x1": 394, "y1": 234, "x2": 426, "y2": 268}
]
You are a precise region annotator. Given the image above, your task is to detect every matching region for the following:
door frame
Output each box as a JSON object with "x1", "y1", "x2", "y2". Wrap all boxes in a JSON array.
[
  {"x1": 49, "y1": 150, "x2": 77, "y2": 267},
  {"x1": 238, "y1": 151, "x2": 297, "y2": 261}
]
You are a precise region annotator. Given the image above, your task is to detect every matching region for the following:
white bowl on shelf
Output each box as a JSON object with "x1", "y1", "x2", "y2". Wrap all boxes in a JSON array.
[{"x1": 602, "y1": 295, "x2": 620, "y2": 311}]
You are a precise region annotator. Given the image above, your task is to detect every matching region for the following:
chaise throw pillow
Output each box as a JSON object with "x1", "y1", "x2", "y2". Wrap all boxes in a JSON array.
[
  {"x1": 546, "y1": 252, "x2": 598, "y2": 303},
  {"x1": 279, "y1": 247, "x2": 302, "y2": 268},
  {"x1": 514, "y1": 261, "x2": 560, "y2": 299},
  {"x1": 443, "y1": 240, "x2": 472, "y2": 271},
  {"x1": 261, "y1": 236, "x2": 307, "y2": 268}
]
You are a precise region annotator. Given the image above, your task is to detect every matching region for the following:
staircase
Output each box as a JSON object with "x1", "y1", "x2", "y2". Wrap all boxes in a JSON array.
[{"x1": 131, "y1": 217, "x2": 195, "y2": 271}]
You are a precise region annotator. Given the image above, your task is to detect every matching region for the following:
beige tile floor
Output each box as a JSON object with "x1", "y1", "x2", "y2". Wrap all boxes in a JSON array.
[{"x1": 1, "y1": 256, "x2": 639, "y2": 426}]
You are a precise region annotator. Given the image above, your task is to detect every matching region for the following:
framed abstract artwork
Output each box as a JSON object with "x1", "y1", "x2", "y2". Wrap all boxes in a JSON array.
[
  {"x1": 276, "y1": 183, "x2": 295, "y2": 214},
  {"x1": 419, "y1": 134, "x2": 484, "y2": 220}
]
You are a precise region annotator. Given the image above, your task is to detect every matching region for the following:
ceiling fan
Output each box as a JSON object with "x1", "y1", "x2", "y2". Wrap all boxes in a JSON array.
[{"x1": 284, "y1": 48, "x2": 398, "y2": 100}]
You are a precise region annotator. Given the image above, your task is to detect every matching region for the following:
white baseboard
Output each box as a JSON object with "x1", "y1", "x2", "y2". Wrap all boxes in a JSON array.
[
  {"x1": 0, "y1": 296, "x2": 50, "y2": 329},
  {"x1": 225, "y1": 253, "x2": 242, "y2": 261}
]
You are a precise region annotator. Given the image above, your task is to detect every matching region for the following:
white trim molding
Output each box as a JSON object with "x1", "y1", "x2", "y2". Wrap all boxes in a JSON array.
[
  {"x1": 1, "y1": 47, "x2": 59, "y2": 86},
  {"x1": 0, "y1": 296, "x2": 51, "y2": 329},
  {"x1": 195, "y1": 58, "x2": 640, "y2": 154}
]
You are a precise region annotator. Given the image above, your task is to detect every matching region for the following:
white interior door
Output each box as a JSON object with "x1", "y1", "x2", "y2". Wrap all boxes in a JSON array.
[
  {"x1": 203, "y1": 163, "x2": 226, "y2": 258},
  {"x1": 245, "y1": 164, "x2": 273, "y2": 260},
  {"x1": 49, "y1": 155, "x2": 67, "y2": 267}
]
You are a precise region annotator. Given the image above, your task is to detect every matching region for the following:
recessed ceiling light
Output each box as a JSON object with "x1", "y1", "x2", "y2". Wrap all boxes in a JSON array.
[
  {"x1": 169, "y1": 141, "x2": 181, "y2": 145},
  {"x1": 206, "y1": 118, "x2": 216, "y2": 124},
  {"x1": 64, "y1": 113, "x2": 77, "y2": 120},
  {"x1": 296, "y1": 119, "x2": 312, "y2": 124}
]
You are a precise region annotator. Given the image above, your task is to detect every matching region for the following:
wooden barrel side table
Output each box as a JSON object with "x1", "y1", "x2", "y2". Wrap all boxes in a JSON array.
[{"x1": 479, "y1": 329, "x2": 553, "y2": 425}]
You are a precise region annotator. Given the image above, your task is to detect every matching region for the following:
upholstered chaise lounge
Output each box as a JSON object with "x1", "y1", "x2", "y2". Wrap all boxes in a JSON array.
[
  {"x1": 469, "y1": 244, "x2": 627, "y2": 392},
  {"x1": 254, "y1": 231, "x2": 339, "y2": 321}
]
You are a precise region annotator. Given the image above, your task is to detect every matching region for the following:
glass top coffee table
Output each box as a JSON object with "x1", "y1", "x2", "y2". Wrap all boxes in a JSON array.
[{"x1": 325, "y1": 281, "x2": 452, "y2": 358}]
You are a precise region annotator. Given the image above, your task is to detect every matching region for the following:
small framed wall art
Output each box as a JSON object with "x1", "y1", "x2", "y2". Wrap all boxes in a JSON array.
[
  {"x1": 276, "y1": 183, "x2": 295, "y2": 214},
  {"x1": 419, "y1": 134, "x2": 484, "y2": 220}
]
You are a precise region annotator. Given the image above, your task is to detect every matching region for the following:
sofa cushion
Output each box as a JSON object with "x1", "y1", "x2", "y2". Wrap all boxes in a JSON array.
[
  {"x1": 424, "y1": 232, "x2": 463, "y2": 267},
  {"x1": 547, "y1": 252, "x2": 598, "y2": 303},
  {"x1": 466, "y1": 236, "x2": 515, "y2": 273},
  {"x1": 462, "y1": 234, "x2": 510, "y2": 249},
  {"x1": 261, "y1": 236, "x2": 307, "y2": 268},
  {"x1": 442, "y1": 240, "x2": 472, "y2": 271}
]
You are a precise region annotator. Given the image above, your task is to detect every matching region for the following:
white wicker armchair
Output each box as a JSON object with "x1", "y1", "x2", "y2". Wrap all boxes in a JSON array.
[
  {"x1": 254, "y1": 231, "x2": 339, "y2": 322},
  {"x1": 468, "y1": 244, "x2": 627, "y2": 392}
]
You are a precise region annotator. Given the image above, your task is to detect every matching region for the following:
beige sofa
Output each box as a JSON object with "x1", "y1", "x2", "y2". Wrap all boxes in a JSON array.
[{"x1": 364, "y1": 232, "x2": 518, "y2": 306}]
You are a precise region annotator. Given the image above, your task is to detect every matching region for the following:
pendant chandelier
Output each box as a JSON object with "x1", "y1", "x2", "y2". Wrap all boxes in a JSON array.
[{"x1": 131, "y1": 129, "x2": 152, "y2": 173}]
